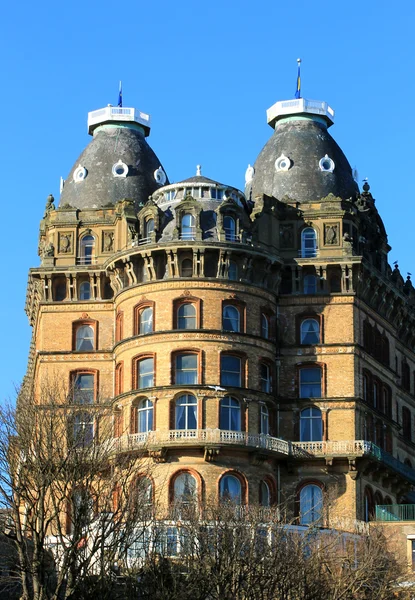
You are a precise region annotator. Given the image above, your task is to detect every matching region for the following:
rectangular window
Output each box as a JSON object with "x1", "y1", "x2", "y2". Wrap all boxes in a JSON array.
[
  {"x1": 299, "y1": 368, "x2": 322, "y2": 398},
  {"x1": 402, "y1": 406, "x2": 411, "y2": 441},
  {"x1": 138, "y1": 358, "x2": 154, "y2": 389},
  {"x1": 176, "y1": 354, "x2": 198, "y2": 385},
  {"x1": 73, "y1": 374, "x2": 94, "y2": 404},
  {"x1": 221, "y1": 355, "x2": 242, "y2": 387}
]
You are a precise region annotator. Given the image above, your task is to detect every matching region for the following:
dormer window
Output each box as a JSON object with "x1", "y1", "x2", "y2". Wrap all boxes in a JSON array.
[
  {"x1": 275, "y1": 154, "x2": 291, "y2": 172},
  {"x1": 211, "y1": 188, "x2": 223, "y2": 200},
  {"x1": 112, "y1": 160, "x2": 129, "y2": 178},
  {"x1": 224, "y1": 216, "x2": 237, "y2": 241},
  {"x1": 181, "y1": 213, "x2": 196, "y2": 240},
  {"x1": 301, "y1": 228, "x2": 317, "y2": 258},
  {"x1": 144, "y1": 218, "x2": 155, "y2": 239},
  {"x1": 319, "y1": 155, "x2": 335, "y2": 172},
  {"x1": 73, "y1": 165, "x2": 87, "y2": 182},
  {"x1": 80, "y1": 235, "x2": 95, "y2": 265}
]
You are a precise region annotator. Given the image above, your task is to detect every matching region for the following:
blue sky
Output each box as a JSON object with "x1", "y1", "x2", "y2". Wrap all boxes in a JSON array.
[{"x1": 1, "y1": 0, "x2": 414, "y2": 399}]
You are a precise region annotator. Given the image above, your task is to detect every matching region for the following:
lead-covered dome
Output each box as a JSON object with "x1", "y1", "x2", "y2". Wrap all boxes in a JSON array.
[
  {"x1": 245, "y1": 98, "x2": 359, "y2": 204},
  {"x1": 59, "y1": 106, "x2": 169, "y2": 211}
]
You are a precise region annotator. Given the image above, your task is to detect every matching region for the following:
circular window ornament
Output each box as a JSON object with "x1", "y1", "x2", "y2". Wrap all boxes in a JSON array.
[
  {"x1": 112, "y1": 160, "x2": 129, "y2": 178},
  {"x1": 73, "y1": 165, "x2": 87, "y2": 182},
  {"x1": 154, "y1": 166, "x2": 167, "y2": 185},
  {"x1": 319, "y1": 154, "x2": 335, "y2": 173},
  {"x1": 275, "y1": 154, "x2": 291, "y2": 172}
]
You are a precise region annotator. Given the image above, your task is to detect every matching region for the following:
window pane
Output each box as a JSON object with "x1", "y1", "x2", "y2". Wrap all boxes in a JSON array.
[
  {"x1": 224, "y1": 216, "x2": 236, "y2": 241},
  {"x1": 138, "y1": 358, "x2": 154, "y2": 389},
  {"x1": 176, "y1": 354, "x2": 198, "y2": 385},
  {"x1": 220, "y1": 475, "x2": 241, "y2": 504},
  {"x1": 300, "y1": 408, "x2": 322, "y2": 441},
  {"x1": 223, "y1": 305, "x2": 240, "y2": 332},
  {"x1": 228, "y1": 261, "x2": 238, "y2": 281},
  {"x1": 300, "y1": 368, "x2": 322, "y2": 398},
  {"x1": 261, "y1": 405, "x2": 269, "y2": 434},
  {"x1": 140, "y1": 307, "x2": 153, "y2": 334},
  {"x1": 175, "y1": 395, "x2": 197, "y2": 430},
  {"x1": 260, "y1": 481, "x2": 270, "y2": 507},
  {"x1": 261, "y1": 314, "x2": 269, "y2": 339},
  {"x1": 300, "y1": 319, "x2": 319, "y2": 344},
  {"x1": 73, "y1": 412, "x2": 94, "y2": 446},
  {"x1": 174, "y1": 473, "x2": 196, "y2": 503},
  {"x1": 178, "y1": 303, "x2": 196, "y2": 329},
  {"x1": 221, "y1": 356, "x2": 241, "y2": 387},
  {"x1": 79, "y1": 282, "x2": 91, "y2": 300},
  {"x1": 300, "y1": 485, "x2": 323, "y2": 525},
  {"x1": 74, "y1": 374, "x2": 94, "y2": 404},
  {"x1": 138, "y1": 399, "x2": 153, "y2": 433},
  {"x1": 76, "y1": 325, "x2": 94, "y2": 351},
  {"x1": 261, "y1": 364, "x2": 271, "y2": 393},
  {"x1": 304, "y1": 275, "x2": 317, "y2": 294},
  {"x1": 220, "y1": 397, "x2": 241, "y2": 431}
]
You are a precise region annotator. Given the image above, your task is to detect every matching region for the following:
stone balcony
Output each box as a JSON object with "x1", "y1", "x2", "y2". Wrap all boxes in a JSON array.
[
  {"x1": 112, "y1": 429, "x2": 291, "y2": 460},
  {"x1": 292, "y1": 440, "x2": 415, "y2": 485}
]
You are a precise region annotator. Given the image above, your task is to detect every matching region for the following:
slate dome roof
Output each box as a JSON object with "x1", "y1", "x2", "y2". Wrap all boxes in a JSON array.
[
  {"x1": 246, "y1": 117, "x2": 359, "y2": 203},
  {"x1": 59, "y1": 124, "x2": 169, "y2": 211}
]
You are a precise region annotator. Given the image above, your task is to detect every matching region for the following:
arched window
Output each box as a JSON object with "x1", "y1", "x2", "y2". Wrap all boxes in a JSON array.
[
  {"x1": 137, "y1": 357, "x2": 154, "y2": 389},
  {"x1": 131, "y1": 477, "x2": 153, "y2": 515},
  {"x1": 144, "y1": 218, "x2": 155, "y2": 239},
  {"x1": 175, "y1": 394, "x2": 197, "y2": 430},
  {"x1": 80, "y1": 235, "x2": 95, "y2": 265},
  {"x1": 220, "y1": 474, "x2": 242, "y2": 504},
  {"x1": 228, "y1": 261, "x2": 238, "y2": 281},
  {"x1": 224, "y1": 216, "x2": 236, "y2": 241},
  {"x1": 303, "y1": 275, "x2": 317, "y2": 294},
  {"x1": 137, "y1": 398, "x2": 154, "y2": 433},
  {"x1": 261, "y1": 314, "x2": 269, "y2": 339},
  {"x1": 139, "y1": 306, "x2": 153, "y2": 335},
  {"x1": 115, "y1": 362, "x2": 123, "y2": 396},
  {"x1": 73, "y1": 412, "x2": 94, "y2": 447},
  {"x1": 173, "y1": 472, "x2": 197, "y2": 509},
  {"x1": 364, "y1": 486, "x2": 374, "y2": 522},
  {"x1": 260, "y1": 404, "x2": 269, "y2": 435},
  {"x1": 221, "y1": 355, "x2": 242, "y2": 387},
  {"x1": 71, "y1": 488, "x2": 94, "y2": 531},
  {"x1": 115, "y1": 312, "x2": 123, "y2": 342},
  {"x1": 178, "y1": 303, "x2": 196, "y2": 329},
  {"x1": 299, "y1": 367, "x2": 322, "y2": 398},
  {"x1": 301, "y1": 228, "x2": 317, "y2": 258},
  {"x1": 220, "y1": 397, "x2": 241, "y2": 431},
  {"x1": 73, "y1": 373, "x2": 95, "y2": 404},
  {"x1": 175, "y1": 353, "x2": 198, "y2": 385},
  {"x1": 260, "y1": 481, "x2": 271, "y2": 507},
  {"x1": 181, "y1": 258, "x2": 193, "y2": 277},
  {"x1": 300, "y1": 319, "x2": 320, "y2": 344},
  {"x1": 222, "y1": 305, "x2": 240, "y2": 332},
  {"x1": 299, "y1": 484, "x2": 323, "y2": 525},
  {"x1": 181, "y1": 214, "x2": 195, "y2": 240},
  {"x1": 79, "y1": 281, "x2": 91, "y2": 300},
  {"x1": 75, "y1": 325, "x2": 94, "y2": 351},
  {"x1": 260, "y1": 363, "x2": 272, "y2": 393},
  {"x1": 300, "y1": 408, "x2": 323, "y2": 442}
]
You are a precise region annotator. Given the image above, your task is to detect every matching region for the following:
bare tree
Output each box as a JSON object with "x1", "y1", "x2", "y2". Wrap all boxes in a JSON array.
[{"x1": 0, "y1": 378, "x2": 154, "y2": 600}]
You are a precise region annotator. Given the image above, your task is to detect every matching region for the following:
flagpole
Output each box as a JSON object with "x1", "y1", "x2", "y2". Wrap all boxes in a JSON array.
[{"x1": 295, "y1": 58, "x2": 301, "y2": 99}]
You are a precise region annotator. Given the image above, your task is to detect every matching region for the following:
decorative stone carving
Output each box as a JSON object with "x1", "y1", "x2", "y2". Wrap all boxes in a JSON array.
[
  {"x1": 43, "y1": 194, "x2": 55, "y2": 218},
  {"x1": 280, "y1": 224, "x2": 294, "y2": 248},
  {"x1": 103, "y1": 231, "x2": 114, "y2": 253},
  {"x1": 44, "y1": 241, "x2": 55, "y2": 257},
  {"x1": 324, "y1": 223, "x2": 339, "y2": 245},
  {"x1": 59, "y1": 232, "x2": 72, "y2": 254}
]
